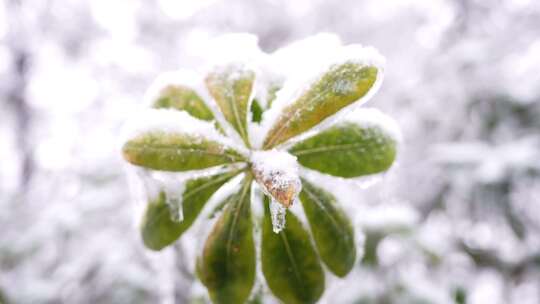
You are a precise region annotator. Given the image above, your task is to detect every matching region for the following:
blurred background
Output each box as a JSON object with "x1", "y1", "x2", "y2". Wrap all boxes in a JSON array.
[{"x1": 1, "y1": 0, "x2": 540, "y2": 303}]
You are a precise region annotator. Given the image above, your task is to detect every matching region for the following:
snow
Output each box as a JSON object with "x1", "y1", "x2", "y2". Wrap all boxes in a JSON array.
[
  {"x1": 265, "y1": 33, "x2": 342, "y2": 81},
  {"x1": 343, "y1": 108, "x2": 403, "y2": 143},
  {"x1": 143, "y1": 69, "x2": 208, "y2": 108},
  {"x1": 250, "y1": 150, "x2": 302, "y2": 233}
]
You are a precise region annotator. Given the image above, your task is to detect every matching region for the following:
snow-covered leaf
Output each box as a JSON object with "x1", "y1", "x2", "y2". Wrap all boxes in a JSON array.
[
  {"x1": 122, "y1": 131, "x2": 244, "y2": 172},
  {"x1": 289, "y1": 109, "x2": 399, "y2": 178},
  {"x1": 151, "y1": 84, "x2": 215, "y2": 121},
  {"x1": 140, "y1": 170, "x2": 240, "y2": 250},
  {"x1": 300, "y1": 179, "x2": 355, "y2": 277},
  {"x1": 198, "y1": 177, "x2": 255, "y2": 304},
  {"x1": 205, "y1": 64, "x2": 255, "y2": 147},
  {"x1": 261, "y1": 196, "x2": 325, "y2": 304},
  {"x1": 262, "y1": 51, "x2": 383, "y2": 149}
]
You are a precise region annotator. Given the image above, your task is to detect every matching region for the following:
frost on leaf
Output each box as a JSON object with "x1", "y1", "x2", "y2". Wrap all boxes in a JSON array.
[
  {"x1": 121, "y1": 109, "x2": 247, "y2": 171},
  {"x1": 251, "y1": 150, "x2": 301, "y2": 232},
  {"x1": 261, "y1": 44, "x2": 385, "y2": 149},
  {"x1": 205, "y1": 63, "x2": 255, "y2": 147}
]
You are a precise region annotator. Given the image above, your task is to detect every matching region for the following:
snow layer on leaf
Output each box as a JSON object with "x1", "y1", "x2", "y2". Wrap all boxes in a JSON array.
[
  {"x1": 141, "y1": 69, "x2": 246, "y2": 149},
  {"x1": 268, "y1": 33, "x2": 342, "y2": 78},
  {"x1": 143, "y1": 69, "x2": 207, "y2": 108},
  {"x1": 254, "y1": 44, "x2": 386, "y2": 149},
  {"x1": 344, "y1": 108, "x2": 403, "y2": 143},
  {"x1": 281, "y1": 107, "x2": 402, "y2": 152},
  {"x1": 120, "y1": 108, "x2": 248, "y2": 155}
]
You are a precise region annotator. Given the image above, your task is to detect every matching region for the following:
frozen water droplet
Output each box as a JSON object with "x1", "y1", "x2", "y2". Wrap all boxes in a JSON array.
[
  {"x1": 270, "y1": 198, "x2": 286, "y2": 233},
  {"x1": 160, "y1": 179, "x2": 187, "y2": 223}
]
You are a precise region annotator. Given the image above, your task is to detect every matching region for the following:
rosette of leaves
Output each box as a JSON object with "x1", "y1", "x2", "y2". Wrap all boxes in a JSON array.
[{"x1": 121, "y1": 36, "x2": 400, "y2": 304}]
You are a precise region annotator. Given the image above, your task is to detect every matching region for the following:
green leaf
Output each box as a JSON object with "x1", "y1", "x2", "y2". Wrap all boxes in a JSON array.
[
  {"x1": 263, "y1": 63, "x2": 379, "y2": 148},
  {"x1": 152, "y1": 85, "x2": 215, "y2": 121},
  {"x1": 300, "y1": 179, "x2": 356, "y2": 276},
  {"x1": 122, "y1": 132, "x2": 245, "y2": 172},
  {"x1": 199, "y1": 177, "x2": 255, "y2": 304},
  {"x1": 250, "y1": 99, "x2": 263, "y2": 123},
  {"x1": 141, "y1": 170, "x2": 240, "y2": 250},
  {"x1": 206, "y1": 65, "x2": 255, "y2": 147},
  {"x1": 289, "y1": 121, "x2": 397, "y2": 178},
  {"x1": 261, "y1": 197, "x2": 325, "y2": 304}
]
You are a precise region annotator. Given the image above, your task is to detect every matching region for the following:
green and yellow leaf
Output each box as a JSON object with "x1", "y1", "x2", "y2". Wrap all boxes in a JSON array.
[
  {"x1": 152, "y1": 85, "x2": 215, "y2": 121},
  {"x1": 206, "y1": 65, "x2": 255, "y2": 147},
  {"x1": 122, "y1": 132, "x2": 244, "y2": 172},
  {"x1": 263, "y1": 62, "x2": 379, "y2": 149}
]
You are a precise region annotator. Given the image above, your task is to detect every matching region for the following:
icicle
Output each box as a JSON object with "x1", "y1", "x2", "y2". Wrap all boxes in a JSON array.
[
  {"x1": 162, "y1": 183, "x2": 185, "y2": 222},
  {"x1": 270, "y1": 198, "x2": 287, "y2": 233},
  {"x1": 135, "y1": 168, "x2": 188, "y2": 223}
]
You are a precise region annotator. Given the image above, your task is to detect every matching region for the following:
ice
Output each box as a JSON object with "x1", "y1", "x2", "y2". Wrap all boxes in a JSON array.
[{"x1": 269, "y1": 197, "x2": 287, "y2": 233}]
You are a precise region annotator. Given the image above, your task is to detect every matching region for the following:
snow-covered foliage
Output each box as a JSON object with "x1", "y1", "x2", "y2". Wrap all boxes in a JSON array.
[
  {"x1": 1, "y1": 1, "x2": 540, "y2": 304},
  {"x1": 118, "y1": 32, "x2": 396, "y2": 304}
]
